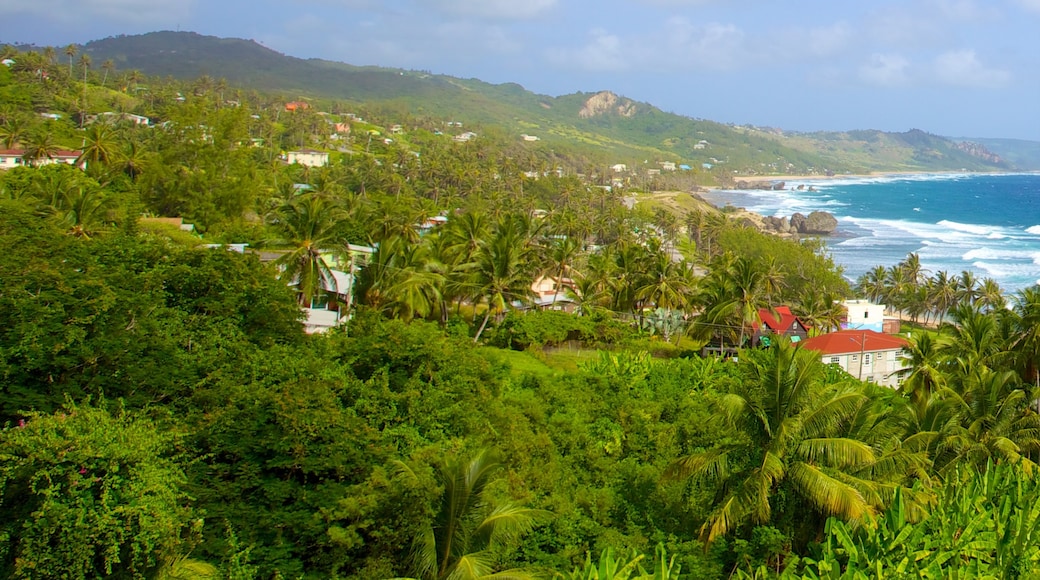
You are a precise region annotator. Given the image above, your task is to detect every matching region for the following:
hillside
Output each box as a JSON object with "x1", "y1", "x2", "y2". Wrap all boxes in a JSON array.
[{"x1": 79, "y1": 31, "x2": 1019, "y2": 175}]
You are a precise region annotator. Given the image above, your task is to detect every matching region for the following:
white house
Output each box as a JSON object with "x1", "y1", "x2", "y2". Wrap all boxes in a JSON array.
[
  {"x1": 0, "y1": 149, "x2": 84, "y2": 170},
  {"x1": 286, "y1": 149, "x2": 329, "y2": 168},
  {"x1": 801, "y1": 330, "x2": 909, "y2": 387},
  {"x1": 611, "y1": 163, "x2": 628, "y2": 173},
  {"x1": 840, "y1": 300, "x2": 886, "y2": 332}
]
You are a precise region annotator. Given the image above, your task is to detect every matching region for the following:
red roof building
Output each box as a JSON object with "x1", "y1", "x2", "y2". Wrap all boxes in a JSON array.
[
  {"x1": 754, "y1": 306, "x2": 810, "y2": 346},
  {"x1": 801, "y1": 329, "x2": 909, "y2": 387}
]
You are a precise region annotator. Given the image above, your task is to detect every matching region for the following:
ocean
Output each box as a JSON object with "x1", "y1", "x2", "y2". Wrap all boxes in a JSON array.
[{"x1": 702, "y1": 173, "x2": 1040, "y2": 293}]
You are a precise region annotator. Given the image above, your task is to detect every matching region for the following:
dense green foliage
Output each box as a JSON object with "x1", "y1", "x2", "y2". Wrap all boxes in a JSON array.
[{"x1": 2, "y1": 44, "x2": 1040, "y2": 580}]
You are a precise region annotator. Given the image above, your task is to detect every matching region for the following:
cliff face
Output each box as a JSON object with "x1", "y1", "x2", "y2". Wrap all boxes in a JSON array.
[
  {"x1": 955, "y1": 141, "x2": 1003, "y2": 165},
  {"x1": 578, "y1": 91, "x2": 638, "y2": 119}
]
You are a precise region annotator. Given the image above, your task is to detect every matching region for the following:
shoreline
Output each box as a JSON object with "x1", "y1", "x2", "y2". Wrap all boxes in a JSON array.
[{"x1": 710, "y1": 169, "x2": 1029, "y2": 189}]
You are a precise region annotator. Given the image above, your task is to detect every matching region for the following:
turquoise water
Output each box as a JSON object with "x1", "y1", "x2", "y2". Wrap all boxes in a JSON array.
[{"x1": 705, "y1": 173, "x2": 1040, "y2": 292}]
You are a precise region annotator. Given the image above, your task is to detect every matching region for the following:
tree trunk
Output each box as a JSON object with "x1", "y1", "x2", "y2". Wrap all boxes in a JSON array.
[{"x1": 473, "y1": 308, "x2": 492, "y2": 343}]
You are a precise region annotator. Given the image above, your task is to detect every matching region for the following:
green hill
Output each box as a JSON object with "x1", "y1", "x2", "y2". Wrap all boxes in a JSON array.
[{"x1": 80, "y1": 31, "x2": 1018, "y2": 174}]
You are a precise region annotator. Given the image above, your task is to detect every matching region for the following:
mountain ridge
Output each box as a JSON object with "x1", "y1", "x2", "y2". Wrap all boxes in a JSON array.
[{"x1": 75, "y1": 31, "x2": 1029, "y2": 173}]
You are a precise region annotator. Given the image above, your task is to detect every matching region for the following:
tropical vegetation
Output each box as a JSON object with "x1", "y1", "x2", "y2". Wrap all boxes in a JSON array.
[{"x1": 3, "y1": 42, "x2": 1040, "y2": 580}]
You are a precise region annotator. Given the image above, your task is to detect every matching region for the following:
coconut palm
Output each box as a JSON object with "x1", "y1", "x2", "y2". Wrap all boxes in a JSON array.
[
  {"x1": 935, "y1": 367, "x2": 1040, "y2": 475},
  {"x1": 665, "y1": 339, "x2": 875, "y2": 543},
  {"x1": 471, "y1": 219, "x2": 538, "y2": 342},
  {"x1": 355, "y1": 235, "x2": 444, "y2": 322},
  {"x1": 64, "y1": 44, "x2": 76, "y2": 77},
  {"x1": 976, "y1": 277, "x2": 1006, "y2": 313},
  {"x1": 77, "y1": 123, "x2": 119, "y2": 172},
  {"x1": 927, "y1": 270, "x2": 958, "y2": 324},
  {"x1": 100, "y1": 59, "x2": 115, "y2": 87},
  {"x1": 395, "y1": 450, "x2": 543, "y2": 580},
  {"x1": 21, "y1": 129, "x2": 60, "y2": 167},
  {"x1": 856, "y1": 265, "x2": 889, "y2": 306},
  {"x1": 268, "y1": 193, "x2": 348, "y2": 306},
  {"x1": 1011, "y1": 286, "x2": 1040, "y2": 390},
  {"x1": 939, "y1": 303, "x2": 1008, "y2": 376},
  {"x1": 955, "y1": 270, "x2": 981, "y2": 307},
  {"x1": 893, "y1": 331, "x2": 950, "y2": 406}
]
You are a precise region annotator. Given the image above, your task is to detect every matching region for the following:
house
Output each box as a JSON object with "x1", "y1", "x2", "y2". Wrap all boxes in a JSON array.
[
  {"x1": 139, "y1": 216, "x2": 197, "y2": 233},
  {"x1": 90, "y1": 112, "x2": 150, "y2": 126},
  {"x1": 0, "y1": 149, "x2": 84, "y2": 170},
  {"x1": 299, "y1": 244, "x2": 375, "y2": 334},
  {"x1": 801, "y1": 330, "x2": 909, "y2": 387},
  {"x1": 523, "y1": 276, "x2": 578, "y2": 313},
  {"x1": 286, "y1": 149, "x2": 329, "y2": 168},
  {"x1": 754, "y1": 306, "x2": 810, "y2": 346},
  {"x1": 453, "y1": 131, "x2": 478, "y2": 142},
  {"x1": 840, "y1": 300, "x2": 885, "y2": 332},
  {"x1": 658, "y1": 161, "x2": 676, "y2": 171},
  {"x1": 520, "y1": 134, "x2": 540, "y2": 142},
  {"x1": 284, "y1": 101, "x2": 310, "y2": 112},
  {"x1": 611, "y1": 163, "x2": 628, "y2": 173}
]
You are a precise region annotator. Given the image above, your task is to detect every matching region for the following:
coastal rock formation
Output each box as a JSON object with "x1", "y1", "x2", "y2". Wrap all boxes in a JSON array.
[
  {"x1": 579, "y1": 91, "x2": 638, "y2": 119},
  {"x1": 732, "y1": 180, "x2": 786, "y2": 191},
  {"x1": 790, "y1": 211, "x2": 838, "y2": 235}
]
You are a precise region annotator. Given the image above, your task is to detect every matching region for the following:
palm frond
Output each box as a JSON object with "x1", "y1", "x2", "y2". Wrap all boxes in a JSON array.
[
  {"x1": 796, "y1": 437, "x2": 875, "y2": 469},
  {"x1": 787, "y1": 461, "x2": 870, "y2": 520}
]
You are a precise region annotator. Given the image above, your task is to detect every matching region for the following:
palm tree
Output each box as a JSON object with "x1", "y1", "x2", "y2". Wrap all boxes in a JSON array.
[
  {"x1": 928, "y1": 271, "x2": 956, "y2": 323},
  {"x1": 64, "y1": 44, "x2": 76, "y2": 78},
  {"x1": 955, "y1": 270, "x2": 980, "y2": 307},
  {"x1": 395, "y1": 450, "x2": 542, "y2": 580},
  {"x1": 856, "y1": 265, "x2": 889, "y2": 306},
  {"x1": 77, "y1": 123, "x2": 119, "y2": 173},
  {"x1": 21, "y1": 130, "x2": 60, "y2": 167},
  {"x1": 976, "y1": 277, "x2": 1006, "y2": 313},
  {"x1": 0, "y1": 117, "x2": 28, "y2": 149},
  {"x1": 728, "y1": 256, "x2": 770, "y2": 347},
  {"x1": 665, "y1": 340, "x2": 875, "y2": 543},
  {"x1": 793, "y1": 289, "x2": 844, "y2": 335},
  {"x1": 546, "y1": 236, "x2": 583, "y2": 306},
  {"x1": 472, "y1": 218, "x2": 538, "y2": 342},
  {"x1": 100, "y1": 59, "x2": 115, "y2": 87},
  {"x1": 268, "y1": 193, "x2": 348, "y2": 306},
  {"x1": 893, "y1": 331, "x2": 949, "y2": 405},
  {"x1": 355, "y1": 235, "x2": 444, "y2": 322},
  {"x1": 939, "y1": 303, "x2": 1007, "y2": 376},
  {"x1": 935, "y1": 367, "x2": 1040, "y2": 474},
  {"x1": 1009, "y1": 286, "x2": 1040, "y2": 390}
]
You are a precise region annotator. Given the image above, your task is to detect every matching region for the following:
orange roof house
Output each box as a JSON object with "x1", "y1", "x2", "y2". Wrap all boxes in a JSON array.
[
  {"x1": 801, "y1": 329, "x2": 909, "y2": 387},
  {"x1": 284, "y1": 101, "x2": 310, "y2": 112}
]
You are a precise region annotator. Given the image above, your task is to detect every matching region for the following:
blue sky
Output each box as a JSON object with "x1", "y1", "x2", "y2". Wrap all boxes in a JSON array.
[{"x1": 4, "y1": 0, "x2": 1040, "y2": 140}]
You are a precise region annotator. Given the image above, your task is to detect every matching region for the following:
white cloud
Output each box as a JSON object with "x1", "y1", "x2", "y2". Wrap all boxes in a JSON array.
[
  {"x1": 0, "y1": 0, "x2": 195, "y2": 25},
  {"x1": 859, "y1": 53, "x2": 911, "y2": 86},
  {"x1": 932, "y1": 49, "x2": 1010, "y2": 86},
  {"x1": 546, "y1": 29, "x2": 630, "y2": 72},
  {"x1": 429, "y1": 0, "x2": 557, "y2": 20}
]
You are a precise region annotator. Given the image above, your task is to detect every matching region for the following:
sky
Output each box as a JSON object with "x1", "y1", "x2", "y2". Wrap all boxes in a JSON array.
[{"x1": 4, "y1": 0, "x2": 1040, "y2": 140}]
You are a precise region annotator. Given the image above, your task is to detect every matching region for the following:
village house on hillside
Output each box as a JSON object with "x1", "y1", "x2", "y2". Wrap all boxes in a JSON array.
[
  {"x1": 801, "y1": 329, "x2": 909, "y2": 387},
  {"x1": 0, "y1": 149, "x2": 84, "y2": 169},
  {"x1": 285, "y1": 149, "x2": 329, "y2": 168},
  {"x1": 754, "y1": 306, "x2": 810, "y2": 347}
]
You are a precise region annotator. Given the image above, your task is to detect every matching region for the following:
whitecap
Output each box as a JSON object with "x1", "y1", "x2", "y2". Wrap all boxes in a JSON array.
[{"x1": 936, "y1": 220, "x2": 996, "y2": 236}]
